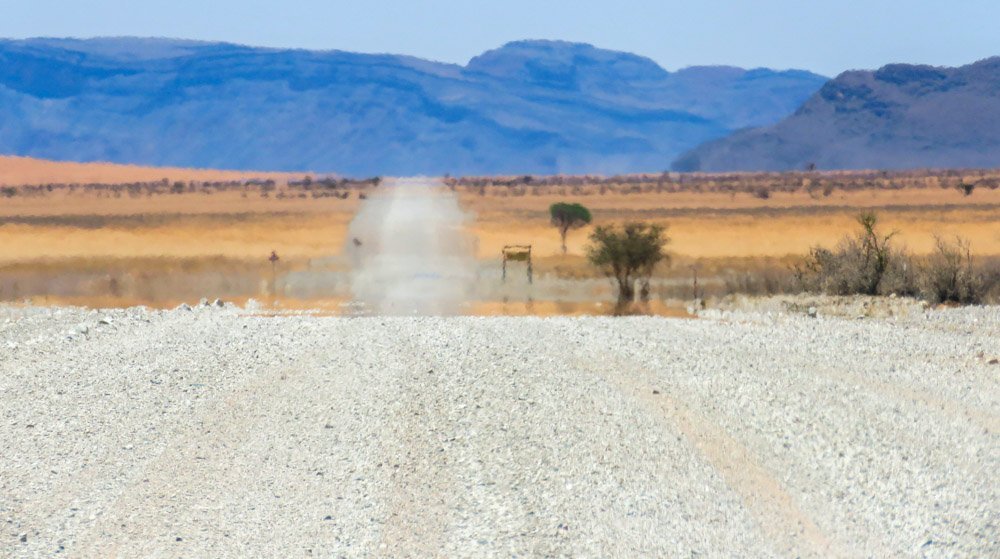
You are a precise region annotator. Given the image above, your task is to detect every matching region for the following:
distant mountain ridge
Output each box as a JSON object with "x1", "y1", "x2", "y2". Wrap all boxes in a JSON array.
[
  {"x1": 0, "y1": 38, "x2": 826, "y2": 175},
  {"x1": 673, "y1": 57, "x2": 1000, "y2": 172}
]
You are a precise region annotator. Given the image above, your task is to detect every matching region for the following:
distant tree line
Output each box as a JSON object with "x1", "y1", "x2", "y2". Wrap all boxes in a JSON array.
[
  {"x1": 0, "y1": 175, "x2": 383, "y2": 199},
  {"x1": 444, "y1": 169, "x2": 1000, "y2": 199}
]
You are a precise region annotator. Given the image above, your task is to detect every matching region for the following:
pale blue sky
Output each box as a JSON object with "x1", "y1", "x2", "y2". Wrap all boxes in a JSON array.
[{"x1": 1, "y1": 0, "x2": 996, "y2": 75}]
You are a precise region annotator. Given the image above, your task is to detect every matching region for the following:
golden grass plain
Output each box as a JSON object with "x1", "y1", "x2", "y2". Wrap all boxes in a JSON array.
[
  {"x1": 1, "y1": 157, "x2": 998, "y2": 308},
  {"x1": 3, "y1": 183, "x2": 998, "y2": 263},
  {"x1": 0, "y1": 155, "x2": 300, "y2": 186}
]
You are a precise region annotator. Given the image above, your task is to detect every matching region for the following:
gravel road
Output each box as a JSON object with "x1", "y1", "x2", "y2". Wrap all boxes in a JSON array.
[{"x1": 1, "y1": 304, "x2": 997, "y2": 557}]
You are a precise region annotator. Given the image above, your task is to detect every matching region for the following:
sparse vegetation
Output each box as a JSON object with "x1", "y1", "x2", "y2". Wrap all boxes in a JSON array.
[
  {"x1": 722, "y1": 267, "x2": 799, "y2": 297},
  {"x1": 798, "y1": 212, "x2": 917, "y2": 296},
  {"x1": 921, "y1": 236, "x2": 982, "y2": 304},
  {"x1": 793, "y1": 213, "x2": 1000, "y2": 305},
  {"x1": 587, "y1": 222, "x2": 669, "y2": 306},
  {"x1": 445, "y1": 168, "x2": 1000, "y2": 200},
  {"x1": 3, "y1": 162, "x2": 999, "y2": 309},
  {"x1": 0, "y1": 173, "x2": 382, "y2": 201},
  {"x1": 549, "y1": 202, "x2": 592, "y2": 254}
]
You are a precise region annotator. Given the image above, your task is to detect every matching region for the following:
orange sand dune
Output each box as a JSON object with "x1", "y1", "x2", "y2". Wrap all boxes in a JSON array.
[{"x1": 0, "y1": 155, "x2": 305, "y2": 186}]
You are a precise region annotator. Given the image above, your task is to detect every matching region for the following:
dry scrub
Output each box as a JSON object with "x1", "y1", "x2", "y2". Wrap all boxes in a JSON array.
[
  {"x1": 2, "y1": 160, "x2": 999, "y2": 308},
  {"x1": 797, "y1": 213, "x2": 999, "y2": 304}
]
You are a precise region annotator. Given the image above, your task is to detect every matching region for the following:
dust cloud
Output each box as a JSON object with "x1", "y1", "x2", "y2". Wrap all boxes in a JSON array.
[{"x1": 345, "y1": 177, "x2": 477, "y2": 315}]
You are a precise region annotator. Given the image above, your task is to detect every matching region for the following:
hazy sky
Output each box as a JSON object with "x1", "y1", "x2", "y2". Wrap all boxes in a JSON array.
[{"x1": 1, "y1": 0, "x2": 997, "y2": 76}]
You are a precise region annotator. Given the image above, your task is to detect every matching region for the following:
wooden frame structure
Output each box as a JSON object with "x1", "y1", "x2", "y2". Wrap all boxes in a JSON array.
[{"x1": 501, "y1": 245, "x2": 532, "y2": 284}]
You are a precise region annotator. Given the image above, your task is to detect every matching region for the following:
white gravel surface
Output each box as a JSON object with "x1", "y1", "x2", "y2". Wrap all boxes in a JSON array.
[{"x1": 1, "y1": 303, "x2": 997, "y2": 558}]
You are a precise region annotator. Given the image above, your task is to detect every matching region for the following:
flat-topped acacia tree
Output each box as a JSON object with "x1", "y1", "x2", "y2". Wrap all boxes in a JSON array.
[{"x1": 549, "y1": 202, "x2": 592, "y2": 254}]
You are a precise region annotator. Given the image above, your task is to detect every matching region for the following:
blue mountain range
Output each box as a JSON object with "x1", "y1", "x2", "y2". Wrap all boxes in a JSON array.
[
  {"x1": 673, "y1": 56, "x2": 1000, "y2": 171},
  {"x1": 0, "y1": 38, "x2": 827, "y2": 175}
]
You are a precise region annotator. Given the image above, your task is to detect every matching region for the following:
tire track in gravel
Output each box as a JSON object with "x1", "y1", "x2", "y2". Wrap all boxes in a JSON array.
[
  {"x1": 726, "y1": 314, "x2": 999, "y2": 433},
  {"x1": 1, "y1": 314, "x2": 234, "y2": 556},
  {"x1": 575, "y1": 316, "x2": 994, "y2": 557},
  {"x1": 71, "y1": 320, "x2": 395, "y2": 557},
  {"x1": 71, "y1": 346, "x2": 330, "y2": 555},
  {"x1": 577, "y1": 355, "x2": 844, "y2": 558},
  {"x1": 372, "y1": 326, "x2": 460, "y2": 557},
  {"x1": 812, "y1": 363, "x2": 999, "y2": 435}
]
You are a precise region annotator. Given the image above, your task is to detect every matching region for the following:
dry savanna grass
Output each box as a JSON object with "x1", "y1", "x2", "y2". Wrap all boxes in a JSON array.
[
  {"x1": 5, "y1": 202, "x2": 996, "y2": 265},
  {"x1": 1, "y1": 157, "x2": 998, "y2": 306},
  {"x1": 0, "y1": 212, "x2": 353, "y2": 263},
  {"x1": 0, "y1": 155, "x2": 301, "y2": 186},
  {"x1": 468, "y1": 189, "x2": 1000, "y2": 259},
  {"x1": 3, "y1": 182, "x2": 997, "y2": 263}
]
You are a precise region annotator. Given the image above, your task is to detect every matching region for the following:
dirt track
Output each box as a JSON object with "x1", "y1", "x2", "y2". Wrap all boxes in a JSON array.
[{"x1": 1, "y1": 304, "x2": 998, "y2": 557}]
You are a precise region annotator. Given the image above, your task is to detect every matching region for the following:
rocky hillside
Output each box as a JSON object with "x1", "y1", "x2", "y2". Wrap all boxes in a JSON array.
[
  {"x1": 673, "y1": 57, "x2": 1000, "y2": 172},
  {"x1": 0, "y1": 38, "x2": 825, "y2": 175}
]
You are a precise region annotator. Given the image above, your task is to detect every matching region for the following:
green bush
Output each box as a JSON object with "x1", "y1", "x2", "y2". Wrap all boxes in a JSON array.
[{"x1": 587, "y1": 222, "x2": 669, "y2": 305}]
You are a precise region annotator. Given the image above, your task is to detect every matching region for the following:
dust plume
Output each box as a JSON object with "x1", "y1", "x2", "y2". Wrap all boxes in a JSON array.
[{"x1": 345, "y1": 177, "x2": 477, "y2": 315}]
